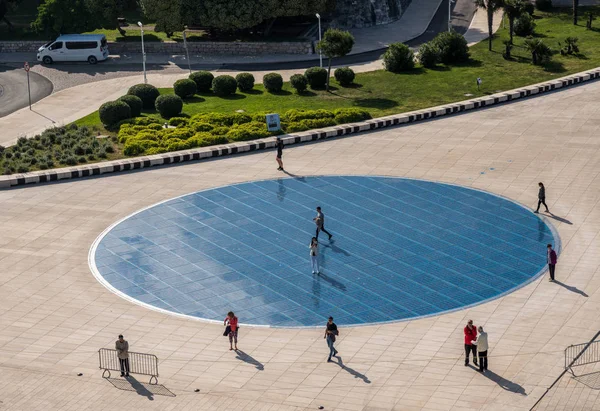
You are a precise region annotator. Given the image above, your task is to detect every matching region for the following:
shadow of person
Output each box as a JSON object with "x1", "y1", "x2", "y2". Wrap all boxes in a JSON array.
[
  {"x1": 126, "y1": 376, "x2": 155, "y2": 400},
  {"x1": 235, "y1": 350, "x2": 264, "y2": 370},
  {"x1": 277, "y1": 179, "x2": 287, "y2": 202},
  {"x1": 545, "y1": 212, "x2": 573, "y2": 225},
  {"x1": 316, "y1": 272, "x2": 347, "y2": 292},
  {"x1": 553, "y1": 280, "x2": 588, "y2": 297},
  {"x1": 483, "y1": 370, "x2": 526, "y2": 395},
  {"x1": 282, "y1": 170, "x2": 306, "y2": 182},
  {"x1": 336, "y1": 356, "x2": 371, "y2": 383}
]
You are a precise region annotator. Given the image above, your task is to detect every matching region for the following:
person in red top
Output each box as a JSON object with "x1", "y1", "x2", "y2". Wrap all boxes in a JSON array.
[
  {"x1": 464, "y1": 319, "x2": 478, "y2": 367},
  {"x1": 224, "y1": 311, "x2": 239, "y2": 351}
]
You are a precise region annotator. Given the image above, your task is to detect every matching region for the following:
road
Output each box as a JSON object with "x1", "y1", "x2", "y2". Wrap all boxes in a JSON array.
[{"x1": 0, "y1": 65, "x2": 53, "y2": 118}]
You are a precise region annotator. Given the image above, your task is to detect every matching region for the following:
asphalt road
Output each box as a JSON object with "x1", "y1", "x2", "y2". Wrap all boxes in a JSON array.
[
  {"x1": 0, "y1": 65, "x2": 53, "y2": 118},
  {"x1": 0, "y1": 0, "x2": 476, "y2": 118}
]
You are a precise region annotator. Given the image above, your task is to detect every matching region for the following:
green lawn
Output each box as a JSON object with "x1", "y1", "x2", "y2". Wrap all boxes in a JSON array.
[{"x1": 76, "y1": 7, "x2": 600, "y2": 131}]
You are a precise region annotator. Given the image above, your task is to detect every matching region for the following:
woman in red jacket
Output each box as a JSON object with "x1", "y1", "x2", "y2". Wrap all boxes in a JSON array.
[
  {"x1": 224, "y1": 311, "x2": 239, "y2": 351},
  {"x1": 464, "y1": 319, "x2": 478, "y2": 366}
]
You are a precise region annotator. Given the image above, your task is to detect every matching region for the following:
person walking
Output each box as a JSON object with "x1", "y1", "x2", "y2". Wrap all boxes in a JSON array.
[
  {"x1": 464, "y1": 320, "x2": 478, "y2": 367},
  {"x1": 313, "y1": 206, "x2": 333, "y2": 240},
  {"x1": 224, "y1": 311, "x2": 239, "y2": 351},
  {"x1": 324, "y1": 316, "x2": 339, "y2": 362},
  {"x1": 547, "y1": 243, "x2": 557, "y2": 282},
  {"x1": 310, "y1": 237, "x2": 320, "y2": 274},
  {"x1": 276, "y1": 137, "x2": 284, "y2": 171},
  {"x1": 472, "y1": 326, "x2": 489, "y2": 373},
  {"x1": 115, "y1": 334, "x2": 130, "y2": 377},
  {"x1": 534, "y1": 182, "x2": 549, "y2": 213}
]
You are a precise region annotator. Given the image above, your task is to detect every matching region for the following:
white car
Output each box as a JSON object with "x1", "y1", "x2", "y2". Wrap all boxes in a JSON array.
[{"x1": 37, "y1": 34, "x2": 109, "y2": 65}]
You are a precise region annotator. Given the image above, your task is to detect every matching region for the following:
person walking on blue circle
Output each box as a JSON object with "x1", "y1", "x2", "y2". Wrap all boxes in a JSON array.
[
  {"x1": 547, "y1": 243, "x2": 557, "y2": 282},
  {"x1": 324, "y1": 316, "x2": 339, "y2": 362},
  {"x1": 310, "y1": 237, "x2": 320, "y2": 274},
  {"x1": 313, "y1": 206, "x2": 333, "y2": 240},
  {"x1": 534, "y1": 182, "x2": 549, "y2": 213}
]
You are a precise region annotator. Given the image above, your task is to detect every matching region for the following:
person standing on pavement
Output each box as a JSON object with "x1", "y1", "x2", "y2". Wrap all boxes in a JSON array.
[
  {"x1": 547, "y1": 244, "x2": 557, "y2": 282},
  {"x1": 325, "y1": 316, "x2": 339, "y2": 362},
  {"x1": 276, "y1": 137, "x2": 284, "y2": 171},
  {"x1": 224, "y1": 311, "x2": 239, "y2": 351},
  {"x1": 313, "y1": 206, "x2": 333, "y2": 240},
  {"x1": 472, "y1": 326, "x2": 489, "y2": 373},
  {"x1": 115, "y1": 334, "x2": 130, "y2": 377},
  {"x1": 464, "y1": 320, "x2": 478, "y2": 367},
  {"x1": 534, "y1": 182, "x2": 549, "y2": 213},
  {"x1": 310, "y1": 237, "x2": 320, "y2": 274}
]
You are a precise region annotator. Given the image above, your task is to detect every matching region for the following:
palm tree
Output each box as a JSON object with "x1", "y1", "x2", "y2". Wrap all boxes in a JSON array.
[
  {"x1": 573, "y1": 0, "x2": 579, "y2": 25},
  {"x1": 475, "y1": 0, "x2": 504, "y2": 51},
  {"x1": 503, "y1": 0, "x2": 525, "y2": 44},
  {"x1": 524, "y1": 37, "x2": 552, "y2": 65}
]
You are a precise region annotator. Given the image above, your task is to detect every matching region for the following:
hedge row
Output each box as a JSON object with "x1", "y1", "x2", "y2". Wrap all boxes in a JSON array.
[{"x1": 117, "y1": 108, "x2": 371, "y2": 156}]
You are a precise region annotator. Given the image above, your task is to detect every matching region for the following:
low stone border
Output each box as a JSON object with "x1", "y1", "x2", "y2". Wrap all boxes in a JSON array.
[{"x1": 1, "y1": 67, "x2": 599, "y2": 189}]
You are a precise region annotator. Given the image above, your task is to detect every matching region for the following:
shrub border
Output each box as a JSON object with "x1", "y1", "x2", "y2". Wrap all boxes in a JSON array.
[{"x1": 2, "y1": 67, "x2": 599, "y2": 189}]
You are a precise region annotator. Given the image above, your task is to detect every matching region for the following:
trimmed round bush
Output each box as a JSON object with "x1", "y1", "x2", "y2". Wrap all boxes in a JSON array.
[
  {"x1": 212, "y1": 75, "x2": 238, "y2": 96},
  {"x1": 99, "y1": 100, "x2": 132, "y2": 127},
  {"x1": 263, "y1": 73, "x2": 283, "y2": 93},
  {"x1": 535, "y1": 0, "x2": 552, "y2": 11},
  {"x1": 118, "y1": 95, "x2": 143, "y2": 117},
  {"x1": 189, "y1": 71, "x2": 214, "y2": 92},
  {"x1": 155, "y1": 94, "x2": 183, "y2": 118},
  {"x1": 304, "y1": 67, "x2": 327, "y2": 89},
  {"x1": 334, "y1": 67, "x2": 355, "y2": 86},
  {"x1": 127, "y1": 84, "x2": 160, "y2": 109},
  {"x1": 433, "y1": 31, "x2": 469, "y2": 64},
  {"x1": 290, "y1": 74, "x2": 308, "y2": 93},
  {"x1": 173, "y1": 78, "x2": 197, "y2": 99},
  {"x1": 418, "y1": 41, "x2": 439, "y2": 68},
  {"x1": 514, "y1": 13, "x2": 536, "y2": 36},
  {"x1": 235, "y1": 72, "x2": 255, "y2": 92},
  {"x1": 382, "y1": 43, "x2": 415, "y2": 72}
]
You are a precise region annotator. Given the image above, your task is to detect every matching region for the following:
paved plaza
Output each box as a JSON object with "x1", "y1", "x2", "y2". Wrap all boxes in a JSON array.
[{"x1": 0, "y1": 78, "x2": 599, "y2": 411}]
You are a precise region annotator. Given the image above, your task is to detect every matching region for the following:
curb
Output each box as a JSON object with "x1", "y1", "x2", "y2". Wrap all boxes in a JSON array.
[{"x1": 2, "y1": 66, "x2": 599, "y2": 189}]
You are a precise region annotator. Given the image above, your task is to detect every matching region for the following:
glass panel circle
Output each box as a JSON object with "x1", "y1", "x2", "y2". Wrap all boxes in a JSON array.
[{"x1": 91, "y1": 176, "x2": 557, "y2": 327}]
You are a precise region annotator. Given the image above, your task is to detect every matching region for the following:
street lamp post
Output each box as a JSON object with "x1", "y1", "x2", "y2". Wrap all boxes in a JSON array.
[
  {"x1": 315, "y1": 13, "x2": 322, "y2": 68},
  {"x1": 137, "y1": 21, "x2": 147, "y2": 84}
]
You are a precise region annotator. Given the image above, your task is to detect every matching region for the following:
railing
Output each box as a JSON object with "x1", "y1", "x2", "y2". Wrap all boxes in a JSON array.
[
  {"x1": 98, "y1": 348, "x2": 159, "y2": 384},
  {"x1": 565, "y1": 340, "x2": 600, "y2": 376}
]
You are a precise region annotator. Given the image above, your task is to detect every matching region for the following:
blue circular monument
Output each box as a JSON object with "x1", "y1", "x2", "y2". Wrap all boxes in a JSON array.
[{"x1": 90, "y1": 176, "x2": 557, "y2": 327}]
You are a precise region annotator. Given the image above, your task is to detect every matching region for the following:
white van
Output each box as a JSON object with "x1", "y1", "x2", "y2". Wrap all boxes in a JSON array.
[{"x1": 37, "y1": 34, "x2": 109, "y2": 65}]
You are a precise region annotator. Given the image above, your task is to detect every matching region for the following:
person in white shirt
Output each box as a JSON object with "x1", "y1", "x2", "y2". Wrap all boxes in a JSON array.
[
  {"x1": 310, "y1": 237, "x2": 320, "y2": 274},
  {"x1": 472, "y1": 326, "x2": 489, "y2": 373}
]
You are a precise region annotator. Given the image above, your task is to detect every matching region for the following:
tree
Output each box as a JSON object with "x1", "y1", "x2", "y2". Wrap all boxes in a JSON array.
[
  {"x1": 503, "y1": 0, "x2": 525, "y2": 44},
  {"x1": 84, "y1": 0, "x2": 127, "y2": 35},
  {"x1": 0, "y1": 0, "x2": 23, "y2": 31},
  {"x1": 317, "y1": 28, "x2": 355, "y2": 91},
  {"x1": 475, "y1": 0, "x2": 504, "y2": 51},
  {"x1": 524, "y1": 37, "x2": 552, "y2": 65},
  {"x1": 573, "y1": 0, "x2": 578, "y2": 25},
  {"x1": 140, "y1": 0, "x2": 185, "y2": 37},
  {"x1": 31, "y1": 0, "x2": 93, "y2": 36}
]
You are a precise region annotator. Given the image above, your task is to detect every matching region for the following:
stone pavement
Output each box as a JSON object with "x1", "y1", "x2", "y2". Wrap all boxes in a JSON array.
[
  {"x1": 0, "y1": 10, "x2": 501, "y2": 147},
  {"x1": 0, "y1": 76, "x2": 599, "y2": 410}
]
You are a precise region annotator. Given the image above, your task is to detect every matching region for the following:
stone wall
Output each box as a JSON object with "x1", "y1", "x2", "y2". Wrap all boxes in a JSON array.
[
  {"x1": 0, "y1": 40, "x2": 313, "y2": 55},
  {"x1": 332, "y1": 0, "x2": 413, "y2": 28}
]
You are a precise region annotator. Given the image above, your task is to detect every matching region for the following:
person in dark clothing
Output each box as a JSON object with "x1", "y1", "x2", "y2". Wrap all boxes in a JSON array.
[
  {"x1": 115, "y1": 334, "x2": 130, "y2": 377},
  {"x1": 324, "y1": 316, "x2": 339, "y2": 362},
  {"x1": 534, "y1": 182, "x2": 549, "y2": 213},
  {"x1": 313, "y1": 206, "x2": 333, "y2": 240},
  {"x1": 276, "y1": 138, "x2": 284, "y2": 171},
  {"x1": 547, "y1": 244, "x2": 557, "y2": 282},
  {"x1": 464, "y1": 320, "x2": 478, "y2": 366}
]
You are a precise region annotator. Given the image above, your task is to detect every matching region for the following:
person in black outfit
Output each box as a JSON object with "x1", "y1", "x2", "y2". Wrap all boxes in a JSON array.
[
  {"x1": 534, "y1": 182, "x2": 549, "y2": 213},
  {"x1": 324, "y1": 317, "x2": 339, "y2": 362},
  {"x1": 313, "y1": 206, "x2": 333, "y2": 240},
  {"x1": 276, "y1": 138, "x2": 284, "y2": 171}
]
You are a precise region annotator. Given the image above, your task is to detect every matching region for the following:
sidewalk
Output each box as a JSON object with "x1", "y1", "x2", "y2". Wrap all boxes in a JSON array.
[{"x1": 0, "y1": 9, "x2": 500, "y2": 147}]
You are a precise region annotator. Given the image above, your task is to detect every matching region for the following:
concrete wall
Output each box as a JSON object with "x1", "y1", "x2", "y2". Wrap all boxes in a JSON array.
[
  {"x1": 0, "y1": 40, "x2": 313, "y2": 55},
  {"x1": 332, "y1": 0, "x2": 413, "y2": 28}
]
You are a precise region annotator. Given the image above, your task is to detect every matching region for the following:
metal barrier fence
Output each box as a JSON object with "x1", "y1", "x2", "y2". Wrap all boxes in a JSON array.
[
  {"x1": 98, "y1": 348, "x2": 159, "y2": 384},
  {"x1": 565, "y1": 340, "x2": 600, "y2": 376}
]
